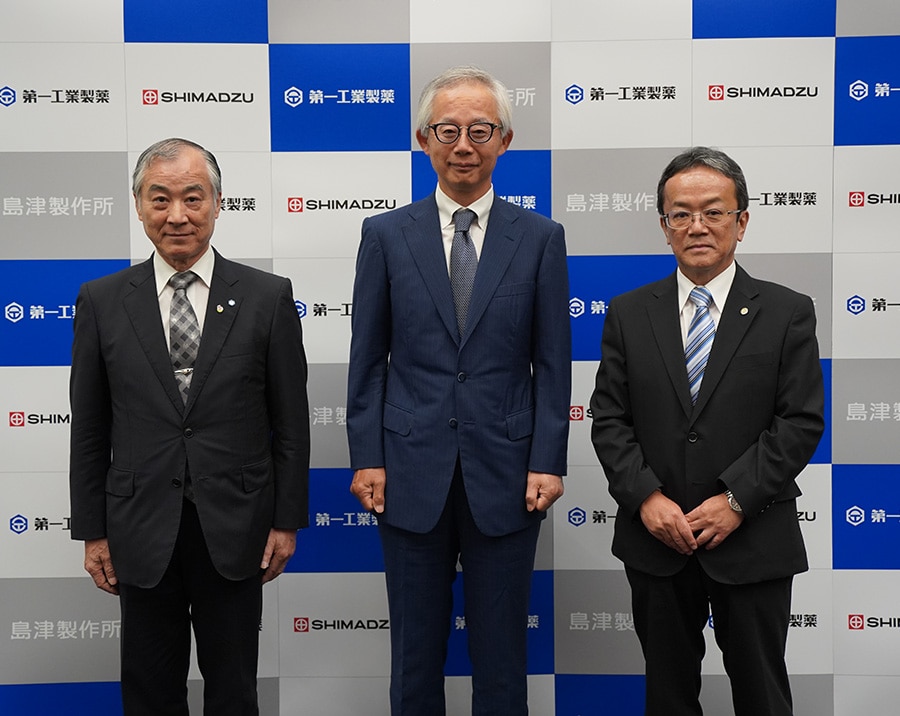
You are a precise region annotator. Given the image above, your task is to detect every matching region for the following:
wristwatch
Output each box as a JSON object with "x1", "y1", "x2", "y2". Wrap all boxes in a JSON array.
[{"x1": 724, "y1": 489, "x2": 743, "y2": 514}]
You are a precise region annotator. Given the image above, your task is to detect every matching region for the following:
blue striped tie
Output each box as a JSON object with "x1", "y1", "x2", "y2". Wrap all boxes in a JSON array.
[{"x1": 685, "y1": 286, "x2": 715, "y2": 405}]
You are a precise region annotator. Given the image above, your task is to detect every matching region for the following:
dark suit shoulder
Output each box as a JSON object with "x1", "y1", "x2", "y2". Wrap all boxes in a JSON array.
[
  {"x1": 608, "y1": 272, "x2": 675, "y2": 311},
  {"x1": 81, "y1": 258, "x2": 152, "y2": 295},
  {"x1": 732, "y1": 264, "x2": 814, "y2": 308}
]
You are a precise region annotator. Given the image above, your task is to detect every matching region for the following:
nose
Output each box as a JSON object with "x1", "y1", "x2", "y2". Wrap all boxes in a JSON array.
[{"x1": 167, "y1": 200, "x2": 188, "y2": 223}]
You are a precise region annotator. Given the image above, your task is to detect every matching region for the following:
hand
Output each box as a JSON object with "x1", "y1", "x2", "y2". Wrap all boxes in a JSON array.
[
  {"x1": 525, "y1": 471, "x2": 564, "y2": 512},
  {"x1": 350, "y1": 467, "x2": 386, "y2": 514},
  {"x1": 84, "y1": 538, "x2": 119, "y2": 595},
  {"x1": 260, "y1": 528, "x2": 296, "y2": 584},
  {"x1": 639, "y1": 491, "x2": 698, "y2": 555},
  {"x1": 685, "y1": 493, "x2": 744, "y2": 551}
]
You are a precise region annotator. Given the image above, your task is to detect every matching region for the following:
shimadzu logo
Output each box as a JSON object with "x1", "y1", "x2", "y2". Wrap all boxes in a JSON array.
[
  {"x1": 142, "y1": 89, "x2": 254, "y2": 105},
  {"x1": 293, "y1": 616, "x2": 389, "y2": 632},
  {"x1": 708, "y1": 84, "x2": 819, "y2": 100}
]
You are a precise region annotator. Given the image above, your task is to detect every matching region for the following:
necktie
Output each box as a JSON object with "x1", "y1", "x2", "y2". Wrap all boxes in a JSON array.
[
  {"x1": 685, "y1": 286, "x2": 715, "y2": 405},
  {"x1": 169, "y1": 271, "x2": 201, "y2": 404},
  {"x1": 450, "y1": 208, "x2": 477, "y2": 337}
]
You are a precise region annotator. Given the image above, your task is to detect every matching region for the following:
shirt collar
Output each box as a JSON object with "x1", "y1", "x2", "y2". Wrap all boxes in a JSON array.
[
  {"x1": 153, "y1": 246, "x2": 215, "y2": 297},
  {"x1": 434, "y1": 184, "x2": 494, "y2": 231},
  {"x1": 676, "y1": 261, "x2": 736, "y2": 313}
]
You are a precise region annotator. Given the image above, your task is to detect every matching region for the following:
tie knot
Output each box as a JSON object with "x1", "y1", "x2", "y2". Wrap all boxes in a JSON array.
[
  {"x1": 453, "y1": 208, "x2": 475, "y2": 233},
  {"x1": 689, "y1": 286, "x2": 712, "y2": 310},
  {"x1": 169, "y1": 271, "x2": 198, "y2": 292}
]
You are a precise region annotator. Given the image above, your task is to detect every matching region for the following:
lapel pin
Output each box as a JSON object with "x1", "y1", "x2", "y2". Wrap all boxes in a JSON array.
[
  {"x1": 740, "y1": 307, "x2": 749, "y2": 315},
  {"x1": 228, "y1": 299, "x2": 236, "y2": 306},
  {"x1": 216, "y1": 304, "x2": 224, "y2": 313}
]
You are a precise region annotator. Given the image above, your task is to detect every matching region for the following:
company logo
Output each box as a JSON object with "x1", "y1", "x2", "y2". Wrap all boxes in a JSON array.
[
  {"x1": 142, "y1": 89, "x2": 254, "y2": 105},
  {"x1": 7, "y1": 412, "x2": 70, "y2": 427},
  {"x1": 847, "y1": 191, "x2": 900, "y2": 206},
  {"x1": 288, "y1": 197, "x2": 398, "y2": 212},
  {"x1": 567, "y1": 507, "x2": 587, "y2": 527},
  {"x1": 5, "y1": 302, "x2": 24, "y2": 323},
  {"x1": 848, "y1": 614, "x2": 900, "y2": 629},
  {"x1": 0, "y1": 86, "x2": 16, "y2": 107},
  {"x1": 849, "y1": 80, "x2": 869, "y2": 101},
  {"x1": 846, "y1": 505, "x2": 866, "y2": 525},
  {"x1": 284, "y1": 86, "x2": 303, "y2": 107},
  {"x1": 293, "y1": 616, "x2": 389, "y2": 632},
  {"x1": 10, "y1": 514, "x2": 28, "y2": 534},
  {"x1": 849, "y1": 191, "x2": 865, "y2": 207},
  {"x1": 708, "y1": 84, "x2": 819, "y2": 100},
  {"x1": 565, "y1": 84, "x2": 584, "y2": 105},
  {"x1": 295, "y1": 301, "x2": 307, "y2": 319},
  {"x1": 846, "y1": 296, "x2": 866, "y2": 316},
  {"x1": 569, "y1": 297, "x2": 585, "y2": 318},
  {"x1": 570, "y1": 406, "x2": 585, "y2": 421}
]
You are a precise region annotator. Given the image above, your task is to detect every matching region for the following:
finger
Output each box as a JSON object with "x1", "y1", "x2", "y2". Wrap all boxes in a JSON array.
[{"x1": 371, "y1": 481, "x2": 385, "y2": 514}]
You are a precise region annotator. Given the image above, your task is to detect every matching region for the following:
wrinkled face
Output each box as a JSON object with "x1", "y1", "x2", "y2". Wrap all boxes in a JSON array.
[
  {"x1": 659, "y1": 165, "x2": 749, "y2": 285},
  {"x1": 416, "y1": 81, "x2": 513, "y2": 206},
  {"x1": 134, "y1": 147, "x2": 221, "y2": 271}
]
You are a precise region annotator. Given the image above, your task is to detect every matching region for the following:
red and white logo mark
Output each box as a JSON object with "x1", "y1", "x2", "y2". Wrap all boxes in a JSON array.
[
  {"x1": 9, "y1": 411, "x2": 25, "y2": 427},
  {"x1": 569, "y1": 406, "x2": 584, "y2": 421},
  {"x1": 708, "y1": 85, "x2": 725, "y2": 101},
  {"x1": 293, "y1": 617, "x2": 310, "y2": 632},
  {"x1": 849, "y1": 191, "x2": 865, "y2": 207},
  {"x1": 142, "y1": 89, "x2": 159, "y2": 105},
  {"x1": 848, "y1": 614, "x2": 865, "y2": 630},
  {"x1": 287, "y1": 197, "x2": 303, "y2": 213}
]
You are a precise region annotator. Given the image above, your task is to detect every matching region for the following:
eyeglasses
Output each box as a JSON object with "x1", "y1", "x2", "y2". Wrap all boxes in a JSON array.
[
  {"x1": 427, "y1": 122, "x2": 501, "y2": 144},
  {"x1": 662, "y1": 208, "x2": 743, "y2": 230}
]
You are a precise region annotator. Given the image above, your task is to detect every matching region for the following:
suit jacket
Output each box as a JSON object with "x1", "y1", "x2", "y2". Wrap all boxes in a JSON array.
[
  {"x1": 69, "y1": 250, "x2": 310, "y2": 588},
  {"x1": 590, "y1": 264, "x2": 824, "y2": 584},
  {"x1": 346, "y1": 194, "x2": 571, "y2": 537}
]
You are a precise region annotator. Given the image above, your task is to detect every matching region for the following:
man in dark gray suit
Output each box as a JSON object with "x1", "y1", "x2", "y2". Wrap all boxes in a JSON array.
[
  {"x1": 591, "y1": 146, "x2": 825, "y2": 716},
  {"x1": 69, "y1": 137, "x2": 309, "y2": 715},
  {"x1": 347, "y1": 66, "x2": 571, "y2": 715}
]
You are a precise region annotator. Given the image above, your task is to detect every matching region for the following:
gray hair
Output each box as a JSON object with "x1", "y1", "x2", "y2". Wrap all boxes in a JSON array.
[
  {"x1": 132, "y1": 137, "x2": 222, "y2": 196},
  {"x1": 656, "y1": 146, "x2": 749, "y2": 214},
  {"x1": 416, "y1": 66, "x2": 513, "y2": 140}
]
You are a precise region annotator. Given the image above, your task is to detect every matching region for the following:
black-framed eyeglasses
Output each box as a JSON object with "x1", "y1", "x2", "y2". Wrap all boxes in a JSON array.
[
  {"x1": 427, "y1": 122, "x2": 501, "y2": 144},
  {"x1": 662, "y1": 208, "x2": 743, "y2": 230}
]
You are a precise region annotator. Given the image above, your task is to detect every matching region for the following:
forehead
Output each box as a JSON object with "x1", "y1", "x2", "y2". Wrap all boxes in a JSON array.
[
  {"x1": 431, "y1": 81, "x2": 498, "y2": 121},
  {"x1": 142, "y1": 149, "x2": 212, "y2": 193},
  {"x1": 663, "y1": 165, "x2": 737, "y2": 205}
]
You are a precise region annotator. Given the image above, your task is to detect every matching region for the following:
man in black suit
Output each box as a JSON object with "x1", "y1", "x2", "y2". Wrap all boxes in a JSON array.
[
  {"x1": 69, "y1": 137, "x2": 309, "y2": 715},
  {"x1": 590, "y1": 147, "x2": 824, "y2": 716},
  {"x1": 347, "y1": 66, "x2": 571, "y2": 715}
]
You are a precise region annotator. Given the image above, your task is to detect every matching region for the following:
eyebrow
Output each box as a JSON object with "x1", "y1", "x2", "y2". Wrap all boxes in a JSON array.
[{"x1": 146, "y1": 183, "x2": 207, "y2": 194}]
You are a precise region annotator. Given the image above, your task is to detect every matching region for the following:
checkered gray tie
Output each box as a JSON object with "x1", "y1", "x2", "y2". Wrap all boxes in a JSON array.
[
  {"x1": 450, "y1": 208, "x2": 477, "y2": 337},
  {"x1": 685, "y1": 286, "x2": 715, "y2": 405},
  {"x1": 169, "y1": 271, "x2": 201, "y2": 404}
]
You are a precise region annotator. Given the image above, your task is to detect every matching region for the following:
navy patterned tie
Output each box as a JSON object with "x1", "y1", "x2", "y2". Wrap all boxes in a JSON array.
[
  {"x1": 685, "y1": 286, "x2": 715, "y2": 405},
  {"x1": 450, "y1": 208, "x2": 477, "y2": 338},
  {"x1": 168, "y1": 271, "x2": 201, "y2": 404}
]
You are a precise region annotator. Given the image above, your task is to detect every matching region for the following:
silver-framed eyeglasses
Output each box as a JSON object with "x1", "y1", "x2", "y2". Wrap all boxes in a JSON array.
[
  {"x1": 662, "y1": 208, "x2": 743, "y2": 230},
  {"x1": 427, "y1": 122, "x2": 501, "y2": 144}
]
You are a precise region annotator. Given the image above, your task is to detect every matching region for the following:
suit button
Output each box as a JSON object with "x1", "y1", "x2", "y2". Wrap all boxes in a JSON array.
[
  {"x1": 172, "y1": 478, "x2": 182, "y2": 488},
  {"x1": 183, "y1": 428, "x2": 194, "y2": 438},
  {"x1": 449, "y1": 418, "x2": 458, "y2": 429},
  {"x1": 457, "y1": 372, "x2": 466, "y2": 382},
  {"x1": 688, "y1": 431, "x2": 698, "y2": 443}
]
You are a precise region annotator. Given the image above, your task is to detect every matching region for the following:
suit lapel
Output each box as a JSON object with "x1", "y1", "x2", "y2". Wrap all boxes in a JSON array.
[
  {"x1": 123, "y1": 258, "x2": 185, "y2": 413},
  {"x1": 647, "y1": 274, "x2": 694, "y2": 419},
  {"x1": 403, "y1": 198, "x2": 460, "y2": 343},
  {"x1": 462, "y1": 198, "x2": 521, "y2": 348},
  {"x1": 692, "y1": 264, "x2": 759, "y2": 416},
  {"x1": 184, "y1": 252, "x2": 241, "y2": 415}
]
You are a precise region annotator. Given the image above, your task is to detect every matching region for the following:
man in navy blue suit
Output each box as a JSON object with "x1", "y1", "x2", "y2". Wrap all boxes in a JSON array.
[{"x1": 347, "y1": 66, "x2": 571, "y2": 715}]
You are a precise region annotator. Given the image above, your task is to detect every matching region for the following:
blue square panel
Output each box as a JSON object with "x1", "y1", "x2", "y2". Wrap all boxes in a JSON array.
[
  {"x1": 833, "y1": 464, "x2": 900, "y2": 570},
  {"x1": 693, "y1": 0, "x2": 836, "y2": 38},
  {"x1": 835, "y1": 36, "x2": 900, "y2": 145},
  {"x1": 124, "y1": 0, "x2": 267, "y2": 43},
  {"x1": 270, "y1": 44, "x2": 411, "y2": 152}
]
